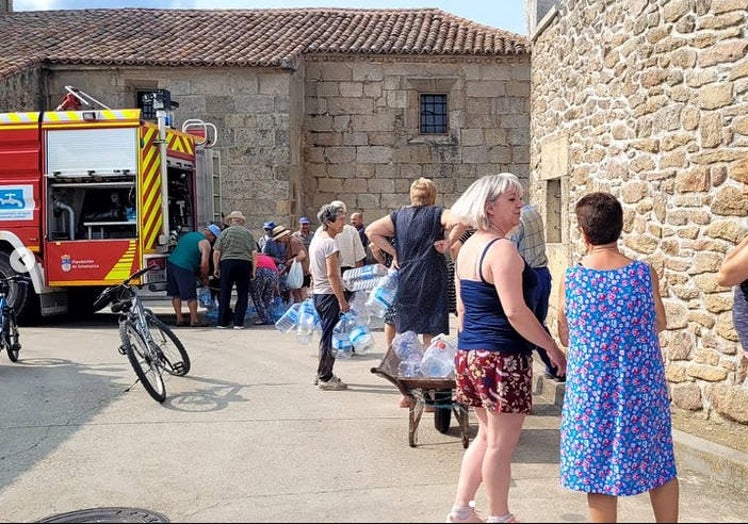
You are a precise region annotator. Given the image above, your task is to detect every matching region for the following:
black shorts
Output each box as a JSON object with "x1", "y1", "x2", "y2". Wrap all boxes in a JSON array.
[{"x1": 166, "y1": 262, "x2": 198, "y2": 301}]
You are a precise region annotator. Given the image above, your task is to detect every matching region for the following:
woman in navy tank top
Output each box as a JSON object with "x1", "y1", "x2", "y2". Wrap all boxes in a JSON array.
[{"x1": 444, "y1": 173, "x2": 567, "y2": 524}]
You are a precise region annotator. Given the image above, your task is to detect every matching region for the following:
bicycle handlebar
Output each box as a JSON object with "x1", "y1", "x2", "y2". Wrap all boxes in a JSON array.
[{"x1": 123, "y1": 265, "x2": 159, "y2": 285}]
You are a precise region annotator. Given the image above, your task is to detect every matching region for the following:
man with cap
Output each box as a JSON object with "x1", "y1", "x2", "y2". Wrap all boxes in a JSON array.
[
  {"x1": 271, "y1": 224, "x2": 308, "y2": 303},
  {"x1": 212, "y1": 210, "x2": 258, "y2": 329},
  {"x1": 166, "y1": 223, "x2": 221, "y2": 327},
  {"x1": 257, "y1": 221, "x2": 276, "y2": 252}
]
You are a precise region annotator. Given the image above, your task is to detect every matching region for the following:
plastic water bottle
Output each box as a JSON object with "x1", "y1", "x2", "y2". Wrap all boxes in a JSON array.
[
  {"x1": 365, "y1": 270, "x2": 398, "y2": 318},
  {"x1": 274, "y1": 302, "x2": 301, "y2": 334},
  {"x1": 296, "y1": 299, "x2": 316, "y2": 345},
  {"x1": 342, "y1": 264, "x2": 388, "y2": 291},
  {"x1": 198, "y1": 285, "x2": 212, "y2": 309},
  {"x1": 392, "y1": 330, "x2": 423, "y2": 361},
  {"x1": 419, "y1": 334, "x2": 457, "y2": 378},
  {"x1": 349, "y1": 317, "x2": 374, "y2": 354},
  {"x1": 331, "y1": 313, "x2": 354, "y2": 360},
  {"x1": 397, "y1": 356, "x2": 421, "y2": 377}
]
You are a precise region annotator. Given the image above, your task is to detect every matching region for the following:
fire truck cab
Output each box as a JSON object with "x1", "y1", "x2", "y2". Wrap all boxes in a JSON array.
[{"x1": 0, "y1": 87, "x2": 217, "y2": 320}]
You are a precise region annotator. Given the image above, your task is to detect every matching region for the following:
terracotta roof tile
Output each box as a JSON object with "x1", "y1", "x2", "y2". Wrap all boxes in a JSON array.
[{"x1": 0, "y1": 8, "x2": 528, "y2": 79}]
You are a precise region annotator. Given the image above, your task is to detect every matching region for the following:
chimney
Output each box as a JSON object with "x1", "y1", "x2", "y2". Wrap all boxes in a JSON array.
[{"x1": 0, "y1": 0, "x2": 13, "y2": 13}]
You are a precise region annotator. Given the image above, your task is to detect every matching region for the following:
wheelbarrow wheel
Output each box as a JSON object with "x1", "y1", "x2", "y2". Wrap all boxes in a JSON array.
[{"x1": 433, "y1": 388, "x2": 453, "y2": 434}]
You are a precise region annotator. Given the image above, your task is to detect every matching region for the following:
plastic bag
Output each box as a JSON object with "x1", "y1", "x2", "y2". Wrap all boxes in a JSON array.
[{"x1": 286, "y1": 259, "x2": 303, "y2": 289}]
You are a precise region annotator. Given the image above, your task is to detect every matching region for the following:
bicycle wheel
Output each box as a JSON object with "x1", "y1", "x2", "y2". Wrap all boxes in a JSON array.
[
  {"x1": 120, "y1": 321, "x2": 166, "y2": 403},
  {"x1": 2, "y1": 310, "x2": 20, "y2": 363},
  {"x1": 145, "y1": 312, "x2": 191, "y2": 376}
]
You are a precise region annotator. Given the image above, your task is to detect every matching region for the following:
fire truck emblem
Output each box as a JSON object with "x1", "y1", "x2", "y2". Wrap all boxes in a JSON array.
[{"x1": 61, "y1": 254, "x2": 71, "y2": 272}]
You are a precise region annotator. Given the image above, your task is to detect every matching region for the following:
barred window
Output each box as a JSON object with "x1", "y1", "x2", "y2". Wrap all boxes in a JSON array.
[{"x1": 420, "y1": 94, "x2": 448, "y2": 134}]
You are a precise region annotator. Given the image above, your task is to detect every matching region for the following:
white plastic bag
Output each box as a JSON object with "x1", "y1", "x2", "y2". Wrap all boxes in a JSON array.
[{"x1": 286, "y1": 259, "x2": 303, "y2": 289}]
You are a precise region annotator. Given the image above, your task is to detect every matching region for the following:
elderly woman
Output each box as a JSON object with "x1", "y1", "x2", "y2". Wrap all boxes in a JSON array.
[
  {"x1": 366, "y1": 177, "x2": 459, "y2": 346},
  {"x1": 308, "y1": 202, "x2": 350, "y2": 391}
]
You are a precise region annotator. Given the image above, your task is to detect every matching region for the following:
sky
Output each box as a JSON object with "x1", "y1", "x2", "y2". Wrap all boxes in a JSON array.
[{"x1": 13, "y1": 0, "x2": 528, "y2": 35}]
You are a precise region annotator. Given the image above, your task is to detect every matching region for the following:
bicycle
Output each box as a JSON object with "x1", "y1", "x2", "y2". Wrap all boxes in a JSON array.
[
  {"x1": 93, "y1": 266, "x2": 191, "y2": 403},
  {"x1": 0, "y1": 275, "x2": 29, "y2": 362}
]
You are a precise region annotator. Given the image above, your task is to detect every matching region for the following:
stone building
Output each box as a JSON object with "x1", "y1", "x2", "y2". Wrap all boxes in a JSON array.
[
  {"x1": 529, "y1": 0, "x2": 748, "y2": 426},
  {"x1": 0, "y1": 7, "x2": 530, "y2": 231}
]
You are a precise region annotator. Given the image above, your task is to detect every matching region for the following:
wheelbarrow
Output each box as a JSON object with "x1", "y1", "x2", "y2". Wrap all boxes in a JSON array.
[{"x1": 370, "y1": 346, "x2": 471, "y2": 448}]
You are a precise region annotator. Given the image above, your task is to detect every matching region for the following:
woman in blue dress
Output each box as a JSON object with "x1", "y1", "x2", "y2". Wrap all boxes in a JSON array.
[{"x1": 557, "y1": 192, "x2": 679, "y2": 523}]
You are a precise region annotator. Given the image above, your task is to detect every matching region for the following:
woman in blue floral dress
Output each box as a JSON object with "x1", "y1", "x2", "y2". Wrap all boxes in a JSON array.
[{"x1": 557, "y1": 192, "x2": 679, "y2": 523}]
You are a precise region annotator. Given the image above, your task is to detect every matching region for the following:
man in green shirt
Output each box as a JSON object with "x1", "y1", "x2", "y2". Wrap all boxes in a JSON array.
[{"x1": 167, "y1": 223, "x2": 221, "y2": 326}]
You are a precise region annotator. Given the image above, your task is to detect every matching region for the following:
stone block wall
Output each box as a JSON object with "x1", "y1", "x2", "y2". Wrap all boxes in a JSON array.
[
  {"x1": 302, "y1": 53, "x2": 530, "y2": 222},
  {"x1": 531, "y1": 0, "x2": 748, "y2": 424},
  {"x1": 0, "y1": 66, "x2": 42, "y2": 113}
]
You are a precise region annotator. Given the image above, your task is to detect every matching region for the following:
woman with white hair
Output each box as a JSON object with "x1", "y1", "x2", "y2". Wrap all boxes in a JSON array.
[{"x1": 444, "y1": 173, "x2": 566, "y2": 524}]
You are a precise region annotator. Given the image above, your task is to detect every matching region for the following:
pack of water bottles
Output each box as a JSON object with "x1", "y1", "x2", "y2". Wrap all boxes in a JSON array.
[
  {"x1": 342, "y1": 264, "x2": 388, "y2": 292},
  {"x1": 365, "y1": 270, "x2": 398, "y2": 318},
  {"x1": 331, "y1": 310, "x2": 375, "y2": 360}
]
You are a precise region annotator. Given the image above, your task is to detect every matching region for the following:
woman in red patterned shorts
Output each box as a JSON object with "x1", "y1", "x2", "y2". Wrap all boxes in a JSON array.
[{"x1": 445, "y1": 173, "x2": 566, "y2": 524}]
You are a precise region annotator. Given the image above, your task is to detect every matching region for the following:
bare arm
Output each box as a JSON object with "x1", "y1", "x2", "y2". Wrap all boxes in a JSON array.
[
  {"x1": 557, "y1": 276, "x2": 569, "y2": 347},
  {"x1": 251, "y1": 249, "x2": 258, "y2": 279},
  {"x1": 326, "y1": 252, "x2": 349, "y2": 312},
  {"x1": 366, "y1": 216, "x2": 397, "y2": 260},
  {"x1": 488, "y1": 241, "x2": 567, "y2": 375},
  {"x1": 717, "y1": 236, "x2": 748, "y2": 287},
  {"x1": 198, "y1": 239, "x2": 211, "y2": 279},
  {"x1": 650, "y1": 264, "x2": 667, "y2": 333},
  {"x1": 212, "y1": 248, "x2": 222, "y2": 277}
]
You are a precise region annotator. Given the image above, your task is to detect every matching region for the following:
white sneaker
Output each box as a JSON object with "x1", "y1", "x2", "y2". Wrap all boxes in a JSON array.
[{"x1": 318, "y1": 377, "x2": 348, "y2": 391}]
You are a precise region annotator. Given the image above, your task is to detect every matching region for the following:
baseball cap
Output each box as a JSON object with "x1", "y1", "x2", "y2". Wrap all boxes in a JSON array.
[
  {"x1": 263, "y1": 221, "x2": 276, "y2": 230},
  {"x1": 299, "y1": 216, "x2": 311, "y2": 225},
  {"x1": 206, "y1": 224, "x2": 221, "y2": 237}
]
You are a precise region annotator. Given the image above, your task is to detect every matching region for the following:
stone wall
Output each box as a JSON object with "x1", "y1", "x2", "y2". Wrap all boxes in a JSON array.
[
  {"x1": 302, "y1": 53, "x2": 530, "y2": 221},
  {"x1": 0, "y1": 66, "x2": 41, "y2": 112},
  {"x1": 2, "y1": 56, "x2": 530, "y2": 235},
  {"x1": 530, "y1": 0, "x2": 748, "y2": 424}
]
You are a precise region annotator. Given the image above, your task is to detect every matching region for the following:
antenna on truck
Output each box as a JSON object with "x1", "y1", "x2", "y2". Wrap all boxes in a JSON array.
[{"x1": 55, "y1": 85, "x2": 112, "y2": 111}]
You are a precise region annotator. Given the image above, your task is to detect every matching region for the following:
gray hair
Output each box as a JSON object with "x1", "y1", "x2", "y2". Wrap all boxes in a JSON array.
[
  {"x1": 329, "y1": 200, "x2": 347, "y2": 213},
  {"x1": 317, "y1": 202, "x2": 346, "y2": 230},
  {"x1": 450, "y1": 173, "x2": 524, "y2": 230}
]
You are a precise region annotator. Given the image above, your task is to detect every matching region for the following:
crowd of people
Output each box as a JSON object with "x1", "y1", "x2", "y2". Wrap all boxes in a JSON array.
[{"x1": 170, "y1": 166, "x2": 748, "y2": 522}]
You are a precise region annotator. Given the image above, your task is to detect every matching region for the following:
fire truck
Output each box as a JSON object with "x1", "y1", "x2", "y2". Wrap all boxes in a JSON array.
[{"x1": 0, "y1": 87, "x2": 217, "y2": 321}]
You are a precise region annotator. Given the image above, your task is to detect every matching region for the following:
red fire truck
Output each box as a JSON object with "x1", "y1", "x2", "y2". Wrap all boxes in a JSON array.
[{"x1": 0, "y1": 87, "x2": 217, "y2": 321}]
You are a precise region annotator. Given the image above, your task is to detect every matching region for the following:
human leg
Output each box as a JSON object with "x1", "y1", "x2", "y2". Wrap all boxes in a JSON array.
[
  {"x1": 448, "y1": 407, "x2": 488, "y2": 523},
  {"x1": 649, "y1": 478, "x2": 679, "y2": 523},
  {"x1": 171, "y1": 297, "x2": 184, "y2": 325},
  {"x1": 483, "y1": 411, "x2": 525, "y2": 518},
  {"x1": 587, "y1": 493, "x2": 617, "y2": 523},
  {"x1": 217, "y1": 260, "x2": 234, "y2": 327},
  {"x1": 187, "y1": 299, "x2": 200, "y2": 325},
  {"x1": 232, "y1": 260, "x2": 251, "y2": 327},
  {"x1": 313, "y1": 293, "x2": 341, "y2": 383}
]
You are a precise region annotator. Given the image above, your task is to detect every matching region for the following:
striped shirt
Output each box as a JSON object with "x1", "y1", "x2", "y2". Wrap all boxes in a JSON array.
[
  {"x1": 214, "y1": 225, "x2": 257, "y2": 262},
  {"x1": 509, "y1": 204, "x2": 548, "y2": 269}
]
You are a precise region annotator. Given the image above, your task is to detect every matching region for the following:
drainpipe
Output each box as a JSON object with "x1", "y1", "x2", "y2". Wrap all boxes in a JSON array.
[{"x1": 156, "y1": 110, "x2": 170, "y2": 246}]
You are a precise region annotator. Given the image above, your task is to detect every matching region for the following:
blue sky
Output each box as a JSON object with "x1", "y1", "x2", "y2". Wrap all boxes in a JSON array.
[{"x1": 13, "y1": 0, "x2": 528, "y2": 35}]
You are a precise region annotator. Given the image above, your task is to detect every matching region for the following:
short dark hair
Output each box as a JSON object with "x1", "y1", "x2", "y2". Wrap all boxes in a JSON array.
[{"x1": 575, "y1": 192, "x2": 623, "y2": 245}]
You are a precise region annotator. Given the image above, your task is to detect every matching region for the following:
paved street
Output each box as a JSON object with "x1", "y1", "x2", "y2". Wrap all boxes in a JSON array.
[{"x1": 1, "y1": 309, "x2": 748, "y2": 522}]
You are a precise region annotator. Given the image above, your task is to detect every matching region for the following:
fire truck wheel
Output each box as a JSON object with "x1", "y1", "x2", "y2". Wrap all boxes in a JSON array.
[{"x1": 0, "y1": 251, "x2": 39, "y2": 324}]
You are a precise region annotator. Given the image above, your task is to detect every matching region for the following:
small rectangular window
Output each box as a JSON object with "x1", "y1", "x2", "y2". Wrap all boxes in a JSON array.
[{"x1": 420, "y1": 94, "x2": 448, "y2": 134}]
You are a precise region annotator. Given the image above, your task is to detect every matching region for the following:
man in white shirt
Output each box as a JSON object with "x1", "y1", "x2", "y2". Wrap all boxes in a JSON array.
[{"x1": 315, "y1": 200, "x2": 365, "y2": 300}]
